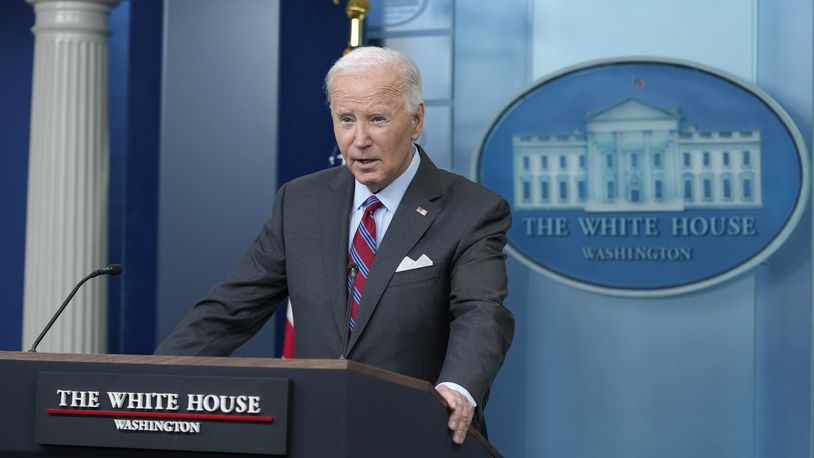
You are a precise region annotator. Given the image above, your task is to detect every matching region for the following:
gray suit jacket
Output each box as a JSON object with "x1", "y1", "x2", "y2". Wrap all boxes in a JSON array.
[{"x1": 155, "y1": 147, "x2": 514, "y2": 408}]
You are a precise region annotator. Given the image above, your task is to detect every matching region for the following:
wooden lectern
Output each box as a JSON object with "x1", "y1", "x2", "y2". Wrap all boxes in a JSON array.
[{"x1": 0, "y1": 352, "x2": 501, "y2": 457}]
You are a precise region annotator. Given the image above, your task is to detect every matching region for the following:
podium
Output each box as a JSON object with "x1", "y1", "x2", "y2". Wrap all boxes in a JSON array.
[{"x1": 0, "y1": 352, "x2": 501, "y2": 457}]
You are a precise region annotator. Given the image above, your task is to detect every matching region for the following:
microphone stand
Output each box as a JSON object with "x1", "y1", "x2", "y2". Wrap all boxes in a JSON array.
[{"x1": 29, "y1": 265, "x2": 123, "y2": 352}]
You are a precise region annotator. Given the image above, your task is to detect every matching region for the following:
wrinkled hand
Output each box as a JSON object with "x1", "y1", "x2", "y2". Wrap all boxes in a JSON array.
[{"x1": 436, "y1": 385, "x2": 475, "y2": 445}]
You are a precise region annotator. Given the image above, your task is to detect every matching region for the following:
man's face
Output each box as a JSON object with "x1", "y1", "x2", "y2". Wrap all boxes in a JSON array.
[{"x1": 330, "y1": 67, "x2": 424, "y2": 193}]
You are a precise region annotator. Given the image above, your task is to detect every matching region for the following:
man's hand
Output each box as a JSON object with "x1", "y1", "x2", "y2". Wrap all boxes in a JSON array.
[{"x1": 436, "y1": 385, "x2": 475, "y2": 445}]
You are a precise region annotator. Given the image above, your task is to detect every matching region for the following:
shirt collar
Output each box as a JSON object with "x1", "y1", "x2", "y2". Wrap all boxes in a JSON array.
[{"x1": 352, "y1": 144, "x2": 421, "y2": 212}]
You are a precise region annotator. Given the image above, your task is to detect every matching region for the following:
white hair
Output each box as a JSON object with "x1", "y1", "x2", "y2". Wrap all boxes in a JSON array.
[{"x1": 324, "y1": 46, "x2": 423, "y2": 114}]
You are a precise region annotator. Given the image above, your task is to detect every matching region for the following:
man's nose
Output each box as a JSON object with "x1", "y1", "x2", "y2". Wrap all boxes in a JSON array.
[{"x1": 353, "y1": 124, "x2": 372, "y2": 148}]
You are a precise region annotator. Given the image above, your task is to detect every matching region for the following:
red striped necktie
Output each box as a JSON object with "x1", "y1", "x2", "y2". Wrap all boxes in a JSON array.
[{"x1": 347, "y1": 195, "x2": 383, "y2": 332}]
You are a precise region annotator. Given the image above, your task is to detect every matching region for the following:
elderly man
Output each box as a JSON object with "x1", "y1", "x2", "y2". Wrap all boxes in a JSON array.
[{"x1": 156, "y1": 47, "x2": 514, "y2": 445}]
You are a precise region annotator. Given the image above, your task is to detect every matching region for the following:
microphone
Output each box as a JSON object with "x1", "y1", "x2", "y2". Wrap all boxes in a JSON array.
[
  {"x1": 340, "y1": 263, "x2": 358, "y2": 359},
  {"x1": 96, "y1": 264, "x2": 123, "y2": 276},
  {"x1": 28, "y1": 264, "x2": 124, "y2": 352}
]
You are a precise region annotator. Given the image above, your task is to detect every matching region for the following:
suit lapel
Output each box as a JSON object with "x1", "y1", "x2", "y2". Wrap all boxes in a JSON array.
[
  {"x1": 347, "y1": 148, "x2": 442, "y2": 353},
  {"x1": 321, "y1": 168, "x2": 355, "y2": 339}
]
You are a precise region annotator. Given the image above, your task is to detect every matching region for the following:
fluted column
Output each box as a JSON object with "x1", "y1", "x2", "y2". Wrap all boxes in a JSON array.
[{"x1": 23, "y1": 0, "x2": 119, "y2": 353}]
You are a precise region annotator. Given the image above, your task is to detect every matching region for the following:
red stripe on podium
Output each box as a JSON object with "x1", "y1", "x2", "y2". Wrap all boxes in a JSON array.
[{"x1": 47, "y1": 409, "x2": 273, "y2": 423}]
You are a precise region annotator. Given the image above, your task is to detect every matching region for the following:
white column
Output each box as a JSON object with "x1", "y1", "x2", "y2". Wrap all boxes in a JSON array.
[{"x1": 23, "y1": 0, "x2": 119, "y2": 353}]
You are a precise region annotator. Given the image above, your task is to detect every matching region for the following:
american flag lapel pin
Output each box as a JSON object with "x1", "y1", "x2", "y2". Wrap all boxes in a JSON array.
[{"x1": 416, "y1": 206, "x2": 428, "y2": 216}]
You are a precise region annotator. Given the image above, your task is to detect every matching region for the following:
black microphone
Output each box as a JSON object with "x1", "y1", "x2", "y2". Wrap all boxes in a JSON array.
[
  {"x1": 340, "y1": 263, "x2": 358, "y2": 359},
  {"x1": 28, "y1": 264, "x2": 124, "y2": 353},
  {"x1": 97, "y1": 264, "x2": 123, "y2": 276}
]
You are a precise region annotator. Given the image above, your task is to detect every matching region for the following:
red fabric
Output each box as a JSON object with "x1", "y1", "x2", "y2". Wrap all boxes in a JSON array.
[{"x1": 282, "y1": 303, "x2": 295, "y2": 358}]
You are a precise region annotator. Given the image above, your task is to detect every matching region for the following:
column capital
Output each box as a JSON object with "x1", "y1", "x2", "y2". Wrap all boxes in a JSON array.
[{"x1": 27, "y1": 0, "x2": 120, "y2": 36}]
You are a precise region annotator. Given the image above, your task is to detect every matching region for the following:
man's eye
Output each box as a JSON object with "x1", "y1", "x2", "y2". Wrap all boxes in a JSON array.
[
  {"x1": 371, "y1": 116, "x2": 386, "y2": 123},
  {"x1": 339, "y1": 117, "x2": 353, "y2": 123}
]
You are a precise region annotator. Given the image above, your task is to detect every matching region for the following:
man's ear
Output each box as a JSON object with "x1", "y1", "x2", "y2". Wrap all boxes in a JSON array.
[{"x1": 412, "y1": 103, "x2": 425, "y2": 140}]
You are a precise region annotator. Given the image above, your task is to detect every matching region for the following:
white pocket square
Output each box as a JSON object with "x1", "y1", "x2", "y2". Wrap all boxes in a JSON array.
[{"x1": 395, "y1": 254, "x2": 434, "y2": 272}]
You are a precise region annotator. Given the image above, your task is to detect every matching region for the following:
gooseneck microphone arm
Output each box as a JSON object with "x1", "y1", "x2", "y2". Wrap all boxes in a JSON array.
[
  {"x1": 340, "y1": 263, "x2": 358, "y2": 360},
  {"x1": 28, "y1": 264, "x2": 123, "y2": 353}
]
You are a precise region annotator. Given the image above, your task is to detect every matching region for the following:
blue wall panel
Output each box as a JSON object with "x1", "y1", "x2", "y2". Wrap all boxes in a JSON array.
[
  {"x1": 277, "y1": 1, "x2": 347, "y2": 184},
  {"x1": 109, "y1": 0, "x2": 131, "y2": 355},
  {"x1": 156, "y1": 0, "x2": 282, "y2": 357},
  {"x1": 754, "y1": 1, "x2": 813, "y2": 448},
  {"x1": 0, "y1": 2, "x2": 34, "y2": 351},
  {"x1": 527, "y1": 278, "x2": 756, "y2": 457},
  {"x1": 108, "y1": 0, "x2": 163, "y2": 355}
]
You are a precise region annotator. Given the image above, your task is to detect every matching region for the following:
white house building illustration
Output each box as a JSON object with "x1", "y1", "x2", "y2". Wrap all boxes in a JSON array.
[{"x1": 513, "y1": 98, "x2": 762, "y2": 211}]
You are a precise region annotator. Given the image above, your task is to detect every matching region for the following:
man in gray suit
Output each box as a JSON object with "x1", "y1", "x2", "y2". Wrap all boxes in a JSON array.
[{"x1": 155, "y1": 47, "x2": 514, "y2": 445}]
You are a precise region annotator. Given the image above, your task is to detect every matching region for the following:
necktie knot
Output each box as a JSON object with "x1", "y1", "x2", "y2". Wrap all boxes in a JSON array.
[{"x1": 364, "y1": 195, "x2": 383, "y2": 215}]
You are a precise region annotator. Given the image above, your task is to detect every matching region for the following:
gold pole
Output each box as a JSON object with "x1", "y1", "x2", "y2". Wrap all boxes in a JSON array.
[{"x1": 333, "y1": 0, "x2": 370, "y2": 54}]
